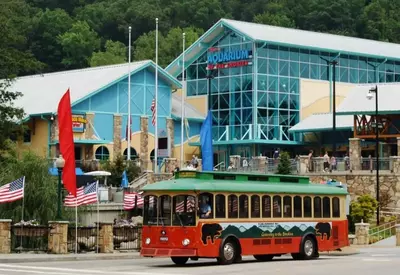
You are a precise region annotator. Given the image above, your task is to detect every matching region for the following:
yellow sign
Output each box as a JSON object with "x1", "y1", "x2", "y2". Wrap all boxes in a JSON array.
[
  {"x1": 72, "y1": 115, "x2": 87, "y2": 132},
  {"x1": 178, "y1": 171, "x2": 196, "y2": 178}
]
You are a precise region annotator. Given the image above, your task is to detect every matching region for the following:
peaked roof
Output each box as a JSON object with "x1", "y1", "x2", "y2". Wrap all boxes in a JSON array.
[
  {"x1": 336, "y1": 83, "x2": 400, "y2": 115},
  {"x1": 166, "y1": 18, "x2": 400, "y2": 77},
  {"x1": 171, "y1": 93, "x2": 205, "y2": 121},
  {"x1": 289, "y1": 113, "x2": 353, "y2": 133},
  {"x1": 10, "y1": 61, "x2": 181, "y2": 117}
]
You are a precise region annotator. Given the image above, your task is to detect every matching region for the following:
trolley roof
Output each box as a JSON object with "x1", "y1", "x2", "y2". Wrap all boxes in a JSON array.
[{"x1": 141, "y1": 171, "x2": 347, "y2": 196}]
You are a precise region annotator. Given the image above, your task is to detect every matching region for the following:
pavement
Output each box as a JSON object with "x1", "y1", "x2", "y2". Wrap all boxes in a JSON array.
[{"x1": 0, "y1": 247, "x2": 399, "y2": 275}]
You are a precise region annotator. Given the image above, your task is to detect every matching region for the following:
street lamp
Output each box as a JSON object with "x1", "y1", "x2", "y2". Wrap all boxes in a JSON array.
[
  {"x1": 55, "y1": 154, "x2": 65, "y2": 219},
  {"x1": 367, "y1": 85, "x2": 379, "y2": 226}
]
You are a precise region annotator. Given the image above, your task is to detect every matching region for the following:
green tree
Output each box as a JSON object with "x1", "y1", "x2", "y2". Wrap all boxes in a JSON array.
[
  {"x1": 350, "y1": 194, "x2": 378, "y2": 223},
  {"x1": 58, "y1": 21, "x2": 100, "y2": 68},
  {"x1": 90, "y1": 40, "x2": 127, "y2": 67},
  {"x1": 276, "y1": 151, "x2": 292, "y2": 175},
  {"x1": 101, "y1": 155, "x2": 141, "y2": 187},
  {"x1": 0, "y1": 148, "x2": 73, "y2": 223}
]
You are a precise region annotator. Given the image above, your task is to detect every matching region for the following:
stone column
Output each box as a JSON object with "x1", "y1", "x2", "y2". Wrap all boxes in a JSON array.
[
  {"x1": 113, "y1": 114, "x2": 122, "y2": 157},
  {"x1": 197, "y1": 159, "x2": 202, "y2": 171},
  {"x1": 396, "y1": 224, "x2": 400, "y2": 246},
  {"x1": 50, "y1": 117, "x2": 59, "y2": 143},
  {"x1": 397, "y1": 137, "x2": 400, "y2": 157},
  {"x1": 229, "y1": 155, "x2": 241, "y2": 170},
  {"x1": 349, "y1": 138, "x2": 361, "y2": 171},
  {"x1": 98, "y1": 222, "x2": 113, "y2": 253},
  {"x1": 85, "y1": 112, "x2": 95, "y2": 139},
  {"x1": 390, "y1": 156, "x2": 400, "y2": 173},
  {"x1": 165, "y1": 158, "x2": 177, "y2": 173},
  {"x1": 299, "y1": 155, "x2": 309, "y2": 174},
  {"x1": 166, "y1": 118, "x2": 174, "y2": 158},
  {"x1": 0, "y1": 219, "x2": 12, "y2": 254},
  {"x1": 353, "y1": 222, "x2": 370, "y2": 245},
  {"x1": 140, "y1": 116, "x2": 149, "y2": 171},
  {"x1": 252, "y1": 156, "x2": 267, "y2": 172},
  {"x1": 48, "y1": 221, "x2": 69, "y2": 254}
]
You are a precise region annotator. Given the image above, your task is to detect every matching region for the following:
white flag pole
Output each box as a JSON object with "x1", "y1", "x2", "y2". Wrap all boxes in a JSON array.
[
  {"x1": 96, "y1": 180, "x2": 99, "y2": 253},
  {"x1": 154, "y1": 18, "x2": 159, "y2": 173},
  {"x1": 75, "y1": 197, "x2": 78, "y2": 254},
  {"x1": 20, "y1": 176, "x2": 25, "y2": 249},
  {"x1": 127, "y1": 25, "x2": 132, "y2": 160},
  {"x1": 180, "y1": 33, "x2": 186, "y2": 168}
]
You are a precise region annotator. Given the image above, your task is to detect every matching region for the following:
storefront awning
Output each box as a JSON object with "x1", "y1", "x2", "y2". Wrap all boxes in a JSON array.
[{"x1": 289, "y1": 113, "x2": 353, "y2": 133}]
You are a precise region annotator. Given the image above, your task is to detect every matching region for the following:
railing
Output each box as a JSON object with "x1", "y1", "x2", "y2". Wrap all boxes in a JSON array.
[
  {"x1": 67, "y1": 226, "x2": 98, "y2": 253},
  {"x1": 11, "y1": 225, "x2": 50, "y2": 252},
  {"x1": 368, "y1": 221, "x2": 397, "y2": 244},
  {"x1": 113, "y1": 226, "x2": 142, "y2": 251},
  {"x1": 214, "y1": 162, "x2": 225, "y2": 171},
  {"x1": 129, "y1": 172, "x2": 148, "y2": 190}
]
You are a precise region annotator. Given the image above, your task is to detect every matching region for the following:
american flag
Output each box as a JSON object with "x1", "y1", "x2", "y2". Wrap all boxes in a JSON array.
[
  {"x1": 0, "y1": 177, "x2": 25, "y2": 204},
  {"x1": 123, "y1": 192, "x2": 144, "y2": 210},
  {"x1": 150, "y1": 97, "x2": 156, "y2": 126},
  {"x1": 175, "y1": 199, "x2": 195, "y2": 212},
  {"x1": 64, "y1": 181, "x2": 98, "y2": 207}
]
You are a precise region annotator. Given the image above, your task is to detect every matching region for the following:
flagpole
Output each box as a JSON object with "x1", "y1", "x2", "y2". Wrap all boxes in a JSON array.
[
  {"x1": 154, "y1": 18, "x2": 159, "y2": 173},
  {"x1": 96, "y1": 180, "x2": 100, "y2": 253},
  {"x1": 127, "y1": 25, "x2": 132, "y2": 160},
  {"x1": 180, "y1": 33, "x2": 185, "y2": 168},
  {"x1": 21, "y1": 177, "x2": 25, "y2": 250},
  {"x1": 75, "y1": 197, "x2": 78, "y2": 254}
]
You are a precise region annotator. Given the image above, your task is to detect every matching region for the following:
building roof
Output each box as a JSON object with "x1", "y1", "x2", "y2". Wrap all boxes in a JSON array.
[
  {"x1": 336, "y1": 83, "x2": 400, "y2": 115},
  {"x1": 289, "y1": 113, "x2": 354, "y2": 133},
  {"x1": 171, "y1": 93, "x2": 205, "y2": 121},
  {"x1": 141, "y1": 178, "x2": 347, "y2": 195},
  {"x1": 166, "y1": 18, "x2": 400, "y2": 77},
  {"x1": 9, "y1": 61, "x2": 181, "y2": 117}
]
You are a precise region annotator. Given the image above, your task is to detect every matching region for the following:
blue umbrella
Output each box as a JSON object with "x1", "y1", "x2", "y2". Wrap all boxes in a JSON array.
[{"x1": 121, "y1": 170, "x2": 129, "y2": 188}]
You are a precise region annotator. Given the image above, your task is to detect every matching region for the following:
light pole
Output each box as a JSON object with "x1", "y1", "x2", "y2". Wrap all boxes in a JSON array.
[
  {"x1": 55, "y1": 154, "x2": 65, "y2": 219},
  {"x1": 367, "y1": 85, "x2": 379, "y2": 225}
]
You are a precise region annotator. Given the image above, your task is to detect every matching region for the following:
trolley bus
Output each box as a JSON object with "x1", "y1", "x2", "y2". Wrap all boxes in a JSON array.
[{"x1": 140, "y1": 171, "x2": 349, "y2": 265}]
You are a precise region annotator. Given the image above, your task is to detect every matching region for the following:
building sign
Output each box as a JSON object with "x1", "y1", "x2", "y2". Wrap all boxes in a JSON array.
[
  {"x1": 72, "y1": 115, "x2": 87, "y2": 133},
  {"x1": 207, "y1": 47, "x2": 253, "y2": 70}
]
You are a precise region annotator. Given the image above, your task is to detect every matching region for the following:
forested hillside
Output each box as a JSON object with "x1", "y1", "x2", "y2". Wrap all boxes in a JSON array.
[{"x1": 2, "y1": 0, "x2": 400, "y2": 78}]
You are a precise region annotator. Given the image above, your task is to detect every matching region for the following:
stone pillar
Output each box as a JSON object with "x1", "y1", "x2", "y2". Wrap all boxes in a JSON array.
[
  {"x1": 98, "y1": 222, "x2": 113, "y2": 253},
  {"x1": 113, "y1": 114, "x2": 122, "y2": 158},
  {"x1": 0, "y1": 219, "x2": 12, "y2": 254},
  {"x1": 167, "y1": 118, "x2": 174, "y2": 158},
  {"x1": 50, "y1": 117, "x2": 59, "y2": 143},
  {"x1": 165, "y1": 158, "x2": 177, "y2": 173},
  {"x1": 48, "y1": 221, "x2": 69, "y2": 254},
  {"x1": 390, "y1": 156, "x2": 400, "y2": 173},
  {"x1": 397, "y1": 137, "x2": 400, "y2": 157},
  {"x1": 85, "y1": 112, "x2": 95, "y2": 139},
  {"x1": 396, "y1": 224, "x2": 400, "y2": 246},
  {"x1": 198, "y1": 159, "x2": 202, "y2": 171},
  {"x1": 140, "y1": 116, "x2": 149, "y2": 172},
  {"x1": 229, "y1": 155, "x2": 241, "y2": 170},
  {"x1": 353, "y1": 222, "x2": 370, "y2": 245},
  {"x1": 299, "y1": 155, "x2": 308, "y2": 174},
  {"x1": 252, "y1": 156, "x2": 267, "y2": 172},
  {"x1": 349, "y1": 138, "x2": 361, "y2": 171}
]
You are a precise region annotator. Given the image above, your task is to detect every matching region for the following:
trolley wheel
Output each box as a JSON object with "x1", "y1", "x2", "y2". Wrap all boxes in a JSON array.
[
  {"x1": 254, "y1": 254, "x2": 274, "y2": 261},
  {"x1": 171, "y1": 257, "x2": 189, "y2": 265},
  {"x1": 217, "y1": 241, "x2": 237, "y2": 265},
  {"x1": 300, "y1": 236, "x2": 317, "y2": 260}
]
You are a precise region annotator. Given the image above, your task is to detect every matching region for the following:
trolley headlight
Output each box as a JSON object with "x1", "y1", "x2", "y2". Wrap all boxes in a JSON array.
[
  {"x1": 145, "y1": 238, "x2": 151, "y2": 245},
  {"x1": 182, "y1": 239, "x2": 190, "y2": 246}
]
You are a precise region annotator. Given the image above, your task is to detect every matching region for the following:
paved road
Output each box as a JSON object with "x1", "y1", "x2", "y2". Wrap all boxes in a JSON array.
[{"x1": 0, "y1": 248, "x2": 398, "y2": 275}]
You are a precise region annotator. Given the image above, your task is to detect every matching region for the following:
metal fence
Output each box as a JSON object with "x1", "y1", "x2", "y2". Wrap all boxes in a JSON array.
[
  {"x1": 67, "y1": 226, "x2": 98, "y2": 253},
  {"x1": 113, "y1": 226, "x2": 142, "y2": 251},
  {"x1": 11, "y1": 225, "x2": 50, "y2": 253}
]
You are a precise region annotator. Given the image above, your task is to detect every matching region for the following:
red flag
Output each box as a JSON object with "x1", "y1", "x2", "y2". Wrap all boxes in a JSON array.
[{"x1": 57, "y1": 89, "x2": 77, "y2": 197}]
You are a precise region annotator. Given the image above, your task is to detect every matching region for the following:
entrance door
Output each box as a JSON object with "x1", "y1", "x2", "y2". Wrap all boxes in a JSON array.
[{"x1": 74, "y1": 146, "x2": 82, "y2": 167}]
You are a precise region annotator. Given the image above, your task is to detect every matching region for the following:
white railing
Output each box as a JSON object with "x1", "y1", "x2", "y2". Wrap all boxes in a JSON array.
[
  {"x1": 129, "y1": 172, "x2": 148, "y2": 190},
  {"x1": 368, "y1": 220, "x2": 398, "y2": 244}
]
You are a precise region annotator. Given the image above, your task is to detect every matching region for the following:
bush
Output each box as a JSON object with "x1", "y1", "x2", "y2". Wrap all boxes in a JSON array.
[
  {"x1": 100, "y1": 155, "x2": 141, "y2": 187},
  {"x1": 276, "y1": 151, "x2": 292, "y2": 175},
  {"x1": 349, "y1": 194, "x2": 378, "y2": 223}
]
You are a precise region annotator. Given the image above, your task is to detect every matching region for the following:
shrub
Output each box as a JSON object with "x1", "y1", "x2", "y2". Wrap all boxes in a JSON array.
[
  {"x1": 100, "y1": 155, "x2": 141, "y2": 187},
  {"x1": 276, "y1": 151, "x2": 292, "y2": 175},
  {"x1": 349, "y1": 194, "x2": 378, "y2": 223}
]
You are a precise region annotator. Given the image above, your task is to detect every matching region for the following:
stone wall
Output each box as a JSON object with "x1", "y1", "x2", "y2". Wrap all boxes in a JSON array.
[
  {"x1": 308, "y1": 173, "x2": 400, "y2": 209},
  {"x1": 48, "y1": 221, "x2": 69, "y2": 254},
  {"x1": 113, "y1": 114, "x2": 122, "y2": 157},
  {"x1": 0, "y1": 219, "x2": 12, "y2": 254},
  {"x1": 349, "y1": 138, "x2": 361, "y2": 170}
]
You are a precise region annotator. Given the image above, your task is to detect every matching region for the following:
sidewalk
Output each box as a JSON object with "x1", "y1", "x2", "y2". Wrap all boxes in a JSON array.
[
  {"x1": 0, "y1": 251, "x2": 141, "y2": 263},
  {"x1": 319, "y1": 246, "x2": 360, "y2": 256}
]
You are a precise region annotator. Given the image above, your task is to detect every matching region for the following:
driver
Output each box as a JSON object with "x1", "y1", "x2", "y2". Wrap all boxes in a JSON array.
[{"x1": 199, "y1": 196, "x2": 212, "y2": 218}]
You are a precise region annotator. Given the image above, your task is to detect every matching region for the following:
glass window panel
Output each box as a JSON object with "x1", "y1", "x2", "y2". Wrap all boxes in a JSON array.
[
  {"x1": 198, "y1": 64, "x2": 207, "y2": 78},
  {"x1": 230, "y1": 67, "x2": 241, "y2": 76},
  {"x1": 340, "y1": 55, "x2": 349, "y2": 67},
  {"x1": 241, "y1": 75, "x2": 253, "y2": 91},
  {"x1": 279, "y1": 61, "x2": 289, "y2": 76},
  {"x1": 273, "y1": 196, "x2": 282, "y2": 218},
  {"x1": 310, "y1": 64, "x2": 319, "y2": 79},
  {"x1": 173, "y1": 195, "x2": 196, "y2": 226},
  {"x1": 268, "y1": 59, "x2": 278, "y2": 75},
  {"x1": 242, "y1": 92, "x2": 252, "y2": 107},
  {"x1": 268, "y1": 76, "x2": 278, "y2": 91},
  {"x1": 349, "y1": 56, "x2": 358, "y2": 68},
  {"x1": 143, "y1": 195, "x2": 158, "y2": 225},
  {"x1": 359, "y1": 70, "x2": 367, "y2": 83},
  {"x1": 234, "y1": 109, "x2": 241, "y2": 124},
  {"x1": 228, "y1": 195, "x2": 238, "y2": 218},
  {"x1": 251, "y1": 195, "x2": 261, "y2": 218},
  {"x1": 340, "y1": 67, "x2": 349, "y2": 82},
  {"x1": 258, "y1": 47, "x2": 268, "y2": 58},
  {"x1": 320, "y1": 64, "x2": 328, "y2": 80},
  {"x1": 279, "y1": 77, "x2": 289, "y2": 93},
  {"x1": 294, "y1": 196, "x2": 302, "y2": 217},
  {"x1": 215, "y1": 194, "x2": 226, "y2": 218},
  {"x1": 187, "y1": 64, "x2": 197, "y2": 79},
  {"x1": 368, "y1": 71, "x2": 375, "y2": 83},
  {"x1": 268, "y1": 45, "x2": 278, "y2": 58},
  {"x1": 262, "y1": 195, "x2": 271, "y2": 218},
  {"x1": 290, "y1": 62, "x2": 299, "y2": 77},
  {"x1": 258, "y1": 58, "x2": 267, "y2": 74},
  {"x1": 314, "y1": 197, "x2": 322, "y2": 218},
  {"x1": 309, "y1": 50, "x2": 320, "y2": 63},
  {"x1": 299, "y1": 49, "x2": 309, "y2": 62},
  {"x1": 219, "y1": 94, "x2": 229, "y2": 109},
  {"x1": 239, "y1": 195, "x2": 249, "y2": 218},
  {"x1": 211, "y1": 79, "x2": 218, "y2": 94},
  {"x1": 279, "y1": 46, "x2": 290, "y2": 60},
  {"x1": 300, "y1": 63, "x2": 309, "y2": 78},
  {"x1": 258, "y1": 74, "x2": 268, "y2": 90},
  {"x1": 290, "y1": 48, "x2": 299, "y2": 61},
  {"x1": 199, "y1": 193, "x2": 213, "y2": 219},
  {"x1": 283, "y1": 196, "x2": 292, "y2": 218},
  {"x1": 242, "y1": 108, "x2": 252, "y2": 124},
  {"x1": 159, "y1": 195, "x2": 172, "y2": 226},
  {"x1": 303, "y1": 196, "x2": 312, "y2": 217},
  {"x1": 198, "y1": 79, "x2": 207, "y2": 95},
  {"x1": 332, "y1": 197, "x2": 340, "y2": 218},
  {"x1": 219, "y1": 77, "x2": 229, "y2": 93},
  {"x1": 350, "y1": 69, "x2": 358, "y2": 83},
  {"x1": 359, "y1": 57, "x2": 367, "y2": 70},
  {"x1": 323, "y1": 197, "x2": 331, "y2": 218},
  {"x1": 187, "y1": 81, "x2": 197, "y2": 96}
]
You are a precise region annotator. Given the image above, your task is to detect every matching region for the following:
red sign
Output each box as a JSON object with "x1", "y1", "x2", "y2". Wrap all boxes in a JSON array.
[{"x1": 207, "y1": 60, "x2": 252, "y2": 70}]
